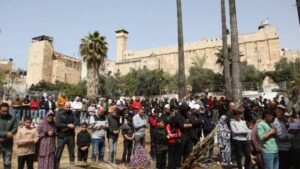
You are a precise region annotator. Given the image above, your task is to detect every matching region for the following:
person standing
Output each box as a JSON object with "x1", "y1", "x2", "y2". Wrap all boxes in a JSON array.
[
  {"x1": 45, "y1": 96, "x2": 56, "y2": 113},
  {"x1": 57, "y1": 92, "x2": 68, "y2": 110},
  {"x1": 55, "y1": 102, "x2": 77, "y2": 169},
  {"x1": 11, "y1": 95, "x2": 22, "y2": 122},
  {"x1": 273, "y1": 105, "x2": 292, "y2": 169},
  {"x1": 2, "y1": 95, "x2": 12, "y2": 106},
  {"x1": 16, "y1": 118, "x2": 39, "y2": 169},
  {"x1": 76, "y1": 122, "x2": 91, "y2": 162},
  {"x1": 29, "y1": 95, "x2": 39, "y2": 126},
  {"x1": 203, "y1": 110, "x2": 215, "y2": 163},
  {"x1": 133, "y1": 109, "x2": 147, "y2": 148},
  {"x1": 0, "y1": 103, "x2": 18, "y2": 169},
  {"x1": 257, "y1": 111, "x2": 278, "y2": 169},
  {"x1": 217, "y1": 115, "x2": 231, "y2": 167},
  {"x1": 154, "y1": 118, "x2": 168, "y2": 169},
  {"x1": 22, "y1": 95, "x2": 31, "y2": 120},
  {"x1": 38, "y1": 111, "x2": 56, "y2": 169},
  {"x1": 107, "y1": 107, "x2": 121, "y2": 163},
  {"x1": 230, "y1": 110, "x2": 252, "y2": 169},
  {"x1": 38, "y1": 97, "x2": 47, "y2": 122},
  {"x1": 166, "y1": 116, "x2": 181, "y2": 169},
  {"x1": 121, "y1": 116, "x2": 135, "y2": 163},
  {"x1": 89, "y1": 106, "x2": 108, "y2": 162},
  {"x1": 132, "y1": 98, "x2": 142, "y2": 114},
  {"x1": 71, "y1": 96, "x2": 82, "y2": 126}
]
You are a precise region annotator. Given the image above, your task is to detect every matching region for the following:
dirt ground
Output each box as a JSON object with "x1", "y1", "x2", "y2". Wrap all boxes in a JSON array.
[{"x1": 0, "y1": 128, "x2": 224, "y2": 169}]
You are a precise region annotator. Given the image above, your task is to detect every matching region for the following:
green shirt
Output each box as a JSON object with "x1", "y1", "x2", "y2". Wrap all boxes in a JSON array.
[{"x1": 257, "y1": 120, "x2": 278, "y2": 153}]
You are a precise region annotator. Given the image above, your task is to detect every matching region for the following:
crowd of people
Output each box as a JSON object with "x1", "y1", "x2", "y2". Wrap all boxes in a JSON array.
[{"x1": 0, "y1": 92, "x2": 299, "y2": 169}]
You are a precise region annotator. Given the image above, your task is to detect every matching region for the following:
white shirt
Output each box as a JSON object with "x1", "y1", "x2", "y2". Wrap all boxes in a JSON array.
[
  {"x1": 230, "y1": 119, "x2": 252, "y2": 141},
  {"x1": 71, "y1": 101, "x2": 82, "y2": 110}
]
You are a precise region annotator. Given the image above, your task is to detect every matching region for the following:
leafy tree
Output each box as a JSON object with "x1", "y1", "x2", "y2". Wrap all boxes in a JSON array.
[
  {"x1": 240, "y1": 62, "x2": 265, "y2": 91},
  {"x1": 80, "y1": 31, "x2": 108, "y2": 99}
]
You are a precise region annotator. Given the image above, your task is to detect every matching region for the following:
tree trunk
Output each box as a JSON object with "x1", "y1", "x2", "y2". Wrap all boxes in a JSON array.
[
  {"x1": 86, "y1": 63, "x2": 99, "y2": 99},
  {"x1": 177, "y1": 0, "x2": 186, "y2": 101},
  {"x1": 229, "y1": 0, "x2": 242, "y2": 103},
  {"x1": 221, "y1": 0, "x2": 232, "y2": 100},
  {"x1": 297, "y1": 0, "x2": 300, "y2": 25}
]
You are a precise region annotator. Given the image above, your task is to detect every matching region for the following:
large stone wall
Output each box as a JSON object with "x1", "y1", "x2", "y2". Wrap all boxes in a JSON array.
[
  {"x1": 112, "y1": 25, "x2": 281, "y2": 76},
  {"x1": 26, "y1": 36, "x2": 81, "y2": 86}
]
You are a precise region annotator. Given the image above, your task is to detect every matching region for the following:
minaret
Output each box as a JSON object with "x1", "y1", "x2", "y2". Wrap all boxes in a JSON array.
[
  {"x1": 26, "y1": 35, "x2": 54, "y2": 86},
  {"x1": 116, "y1": 29, "x2": 128, "y2": 62}
]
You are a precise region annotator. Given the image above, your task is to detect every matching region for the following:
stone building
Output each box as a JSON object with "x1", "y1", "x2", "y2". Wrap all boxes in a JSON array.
[
  {"x1": 0, "y1": 58, "x2": 13, "y2": 80},
  {"x1": 26, "y1": 35, "x2": 81, "y2": 86},
  {"x1": 281, "y1": 48, "x2": 300, "y2": 62},
  {"x1": 108, "y1": 23, "x2": 281, "y2": 76}
]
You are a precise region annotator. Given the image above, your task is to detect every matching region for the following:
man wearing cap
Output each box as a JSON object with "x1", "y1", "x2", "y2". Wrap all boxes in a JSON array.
[
  {"x1": 257, "y1": 111, "x2": 278, "y2": 169},
  {"x1": 273, "y1": 105, "x2": 292, "y2": 169},
  {"x1": 161, "y1": 104, "x2": 173, "y2": 124},
  {"x1": 230, "y1": 109, "x2": 252, "y2": 169},
  {"x1": 189, "y1": 103, "x2": 202, "y2": 145}
]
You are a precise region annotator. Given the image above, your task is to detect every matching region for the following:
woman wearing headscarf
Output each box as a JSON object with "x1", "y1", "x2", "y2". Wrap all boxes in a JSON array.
[
  {"x1": 217, "y1": 115, "x2": 231, "y2": 167},
  {"x1": 38, "y1": 111, "x2": 56, "y2": 169}
]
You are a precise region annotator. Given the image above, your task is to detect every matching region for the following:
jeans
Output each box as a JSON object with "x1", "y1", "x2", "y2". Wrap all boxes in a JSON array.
[
  {"x1": 12, "y1": 108, "x2": 21, "y2": 122},
  {"x1": 91, "y1": 137, "x2": 105, "y2": 161},
  {"x1": 18, "y1": 154, "x2": 34, "y2": 169},
  {"x1": 122, "y1": 140, "x2": 133, "y2": 163},
  {"x1": 55, "y1": 136, "x2": 75, "y2": 169},
  {"x1": 31, "y1": 110, "x2": 38, "y2": 120},
  {"x1": 22, "y1": 109, "x2": 30, "y2": 120},
  {"x1": 80, "y1": 112, "x2": 88, "y2": 122},
  {"x1": 134, "y1": 135, "x2": 145, "y2": 148},
  {"x1": 108, "y1": 138, "x2": 117, "y2": 163},
  {"x1": 0, "y1": 146, "x2": 13, "y2": 169},
  {"x1": 73, "y1": 111, "x2": 81, "y2": 126},
  {"x1": 39, "y1": 109, "x2": 46, "y2": 119},
  {"x1": 233, "y1": 140, "x2": 251, "y2": 169},
  {"x1": 156, "y1": 150, "x2": 167, "y2": 169},
  {"x1": 262, "y1": 152, "x2": 279, "y2": 169}
]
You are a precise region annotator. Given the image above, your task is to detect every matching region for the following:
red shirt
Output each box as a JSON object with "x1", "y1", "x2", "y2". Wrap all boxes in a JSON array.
[{"x1": 30, "y1": 100, "x2": 39, "y2": 110}]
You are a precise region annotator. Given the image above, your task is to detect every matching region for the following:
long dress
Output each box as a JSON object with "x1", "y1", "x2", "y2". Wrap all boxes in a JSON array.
[
  {"x1": 217, "y1": 115, "x2": 231, "y2": 165},
  {"x1": 38, "y1": 113, "x2": 56, "y2": 169}
]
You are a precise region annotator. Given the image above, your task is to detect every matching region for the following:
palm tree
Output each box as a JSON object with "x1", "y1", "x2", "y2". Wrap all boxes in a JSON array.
[
  {"x1": 229, "y1": 0, "x2": 242, "y2": 103},
  {"x1": 177, "y1": 0, "x2": 186, "y2": 101},
  {"x1": 297, "y1": 0, "x2": 300, "y2": 25},
  {"x1": 192, "y1": 54, "x2": 207, "y2": 69},
  {"x1": 221, "y1": 0, "x2": 232, "y2": 99},
  {"x1": 80, "y1": 31, "x2": 108, "y2": 99}
]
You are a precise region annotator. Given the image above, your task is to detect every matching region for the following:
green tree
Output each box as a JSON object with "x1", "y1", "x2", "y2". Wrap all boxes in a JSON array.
[
  {"x1": 176, "y1": 0, "x2": 186, "y2": 101},
  {"x1": 240, "y1": 62, "x2": 265, "y2": 91},
  {"x1": 80, "y1": 31, "x2": 108, "y2": 99},
  {"x1": 221, "y1": 0, "x2": 232, "y2": 99},
  {"x1": 229, "y1": 0, "x2": 242, "y2": 103}
]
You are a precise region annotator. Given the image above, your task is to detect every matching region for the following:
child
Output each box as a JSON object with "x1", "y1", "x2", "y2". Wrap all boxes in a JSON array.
[
  {"x1": 16, "y1": 117, "x2": 39, "y2": 169},
  {"x1": 154, "y1": 118, "x2": 169, "y2": 169},
  {"x1": 166, "y1": 116, "x2": 181, "y2": 169},
  {"x1": 76, "y1": 122, "x2": 91, "y2": 162},
  {"x1": 121, "y1": 116, "x2": 135, "y2": 163}
]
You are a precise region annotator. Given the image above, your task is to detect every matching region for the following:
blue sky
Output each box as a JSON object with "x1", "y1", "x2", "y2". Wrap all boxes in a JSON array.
[{"x1": 0, "y1": 0, "x2": 299, "y2": 69}]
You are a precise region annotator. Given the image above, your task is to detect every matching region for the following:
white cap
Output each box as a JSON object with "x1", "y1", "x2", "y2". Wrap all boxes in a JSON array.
[{"x1": 164, "y1": 104, "x2": 170, "y2": 109}]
